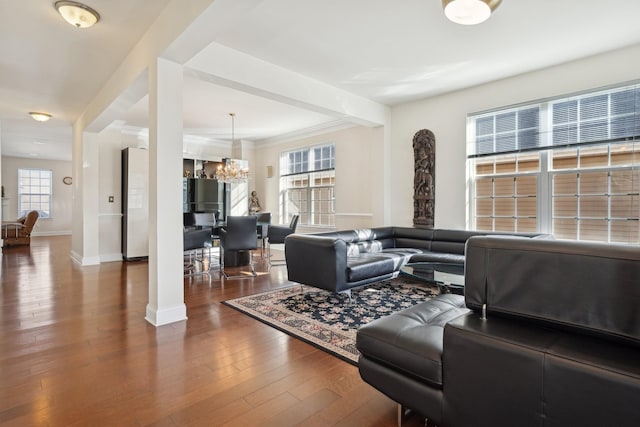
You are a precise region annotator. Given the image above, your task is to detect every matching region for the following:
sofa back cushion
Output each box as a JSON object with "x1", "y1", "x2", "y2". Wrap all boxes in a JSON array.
[
  {"x1": 314, "y1": 228, "x2": 396, "y2": 256},
  {"x1": 465, "y1": 236, "x2": 640, "y2": 347},
  {"x1": 390, "y1": 227, "x2": 434, "y2": 251},
  {"x1": 431, "y1": 230, "x2": 484, "y2": 254}
]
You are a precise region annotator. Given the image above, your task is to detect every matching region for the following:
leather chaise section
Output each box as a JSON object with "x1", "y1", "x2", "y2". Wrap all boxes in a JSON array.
[{"x1": 357, "y1": 294, "x2": 468, "y2": 388}]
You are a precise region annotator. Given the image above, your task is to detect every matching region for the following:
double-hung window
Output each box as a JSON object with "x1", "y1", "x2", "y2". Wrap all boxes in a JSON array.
[
  {"x1": 469, "y1": 82, "x2": 640, "y2": 243},
  {"x1": 18, "y1": 168, "x2": 52, "y2": 219},
  {"x1": 279, "y1": 143, "x2": 335, "y2": 227}
]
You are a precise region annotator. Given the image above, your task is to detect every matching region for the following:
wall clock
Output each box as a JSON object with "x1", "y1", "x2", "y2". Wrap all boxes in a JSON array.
[{"x1": 63, "y1": 176, "x2": 72, "y2": 185}]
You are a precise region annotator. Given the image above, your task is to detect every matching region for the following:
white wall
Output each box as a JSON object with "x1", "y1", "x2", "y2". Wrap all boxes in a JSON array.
[
  {"x1": 98, "y1": 127, "x2": 125, "y2": 261},
  {"x1": 1, "y1": 156, "x2": 73, "y2": 235},
  {"x1": 254, "y1": 124, "x2": 384, "y2": 231},
  {"x1": 390, "y1": 43, "x2": 640, "y2": 229}
]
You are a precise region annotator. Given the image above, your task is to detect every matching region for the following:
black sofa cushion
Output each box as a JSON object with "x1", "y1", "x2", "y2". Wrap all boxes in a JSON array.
[
  {"x1": 347, "y1": 255, "x2": 396, "y2": 282},
  {"x1": 347, "y1": 248, "x2": 422, "y2": 282},
  {"x1": 356, "y1": 294, "x2": 468, "y2": 388},
  {"x1": 408, "y1": 252, "x2": 465, "y2": 264}
]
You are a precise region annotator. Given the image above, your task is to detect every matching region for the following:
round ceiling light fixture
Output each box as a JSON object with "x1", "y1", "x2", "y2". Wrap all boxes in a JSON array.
[
  {"x1": 55, "y1": 1, "x2": 100, "y2": 29},
  {"x1": 442, "y1": 0, "x2": 502, "y2": 25},
  {"x1": 29, "y1": 112, "x2": 52, "y2": 122}
]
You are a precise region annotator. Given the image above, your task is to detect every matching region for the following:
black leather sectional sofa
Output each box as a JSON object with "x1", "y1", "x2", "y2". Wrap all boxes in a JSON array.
[
  {"x1": 285, "y1": 227, "x2": 543, "y2": 296},
  {"x1": 356, "y1": 236, "x2": 640, "y2": 426}
]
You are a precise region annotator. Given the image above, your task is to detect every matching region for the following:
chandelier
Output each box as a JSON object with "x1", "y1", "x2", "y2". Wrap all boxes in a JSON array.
[
  {"x1": 215, "y1": 159, "x2": 249, "y2": 184},
  {"x1": 215, "y1": 113, "x2": 250, "y2": 184}
]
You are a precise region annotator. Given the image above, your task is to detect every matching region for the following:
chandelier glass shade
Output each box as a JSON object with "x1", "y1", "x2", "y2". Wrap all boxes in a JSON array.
[
  {"x1": 214, "y1": 113, "x2": 249, "y2": 184},
  {"x1": 442, "y1": 0, "x2": 501, "y2": 25},
  {"x1": 55, "y1": 1, "x2": 100, "y2": 29}
]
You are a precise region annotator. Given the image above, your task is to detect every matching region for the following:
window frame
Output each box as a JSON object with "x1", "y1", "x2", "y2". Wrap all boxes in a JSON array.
[
  {"x1": 18, "y1": 168, "x2": 53, "y2": 219},
  {"x1": 468, "y1": 81, "x2": 640, "y2": 243}
]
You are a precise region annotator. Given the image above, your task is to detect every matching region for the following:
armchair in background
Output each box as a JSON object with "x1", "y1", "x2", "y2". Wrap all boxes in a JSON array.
[
  {"x1": 267, "y1": 214, "x2": 299, "y2": 266},
  {"x1": 219, "y1": 216, "x2": 258, "y2": 279},
  {"x1": 2, "y1": 210, "x2": 39, "y2": 247}
]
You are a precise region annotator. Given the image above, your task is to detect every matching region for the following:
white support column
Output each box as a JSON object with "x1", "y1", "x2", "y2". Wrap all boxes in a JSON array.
[
  {"x1": 0, "y1": 119, "x2": 3, "y2": 252},
  {"x1": 70, "y1": 128, "x2": 100, "y2": 265},
  {"x1": 145, "y1": 57, "x2": 187, "y2": 326}
]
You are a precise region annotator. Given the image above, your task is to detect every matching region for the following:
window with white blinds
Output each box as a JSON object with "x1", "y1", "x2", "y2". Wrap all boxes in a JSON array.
[
  {"x1": 469, "y1": 82, "x2": 640, "y2": 243},
  {"x1": 473, "y1": 107, "x2": 540, "y2": 156},
  {"x1": 552, "y1": 86, "x2": 640, "y2": 146}
]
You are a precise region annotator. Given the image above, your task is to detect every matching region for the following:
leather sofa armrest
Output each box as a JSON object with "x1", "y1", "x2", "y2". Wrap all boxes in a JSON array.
[
  {"x1": 464, "y1": 236, "x2": 640, "y2": 346},
  {"x1": 285, "y1": 234, "x2": 349, "y2": 292}
]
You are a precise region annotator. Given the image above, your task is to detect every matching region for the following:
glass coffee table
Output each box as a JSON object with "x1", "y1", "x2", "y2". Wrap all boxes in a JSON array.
[{"x1": 400, "y1": 262, "x2": 465, "y2": 295}]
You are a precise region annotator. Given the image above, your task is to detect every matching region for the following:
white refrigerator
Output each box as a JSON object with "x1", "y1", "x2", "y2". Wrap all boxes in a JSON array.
[{"x1": 122, "y1": 147, "x2": 149, "y2": 260}]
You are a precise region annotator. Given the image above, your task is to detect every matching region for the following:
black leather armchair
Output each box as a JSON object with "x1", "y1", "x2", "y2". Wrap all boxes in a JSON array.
[
  {"x1": 219, "y1": 216, "x2": 258, "y2": 279},
  {"x1": 267, "y1": 214, "x2": 299, "y2": 265}
]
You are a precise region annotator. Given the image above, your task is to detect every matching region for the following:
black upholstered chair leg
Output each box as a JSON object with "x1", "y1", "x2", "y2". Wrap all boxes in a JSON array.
[{"x1": 220, "y1": 248, "x2": 257, "y2": 279}]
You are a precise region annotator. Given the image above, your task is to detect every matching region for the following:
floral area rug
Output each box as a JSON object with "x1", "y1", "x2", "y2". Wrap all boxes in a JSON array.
[{"x1": 223, "y1": 279, "x2": 439, "y2": 365}]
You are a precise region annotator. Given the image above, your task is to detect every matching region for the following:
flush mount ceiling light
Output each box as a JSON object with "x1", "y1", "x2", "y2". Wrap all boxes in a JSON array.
[
  {"x1": 442, "y1": 0, "x2": 502, "y2": 25},
  {"x1": 29, "y1": 112, "x2": 52, "y2": 122},
  {"x1": 55, "y1": 1, "x2": 100, "y2": 28}
]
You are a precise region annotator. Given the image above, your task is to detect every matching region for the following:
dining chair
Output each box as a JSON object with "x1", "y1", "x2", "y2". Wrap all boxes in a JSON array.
[
  {"x1": 219, "y1": 215, "x2": 258, "y2": 279},
  {"x1": 183, "y1": 227, "x2": 213, "y2": 276},
  {"x1": 193, "y1": 212, "x2": 217, "y2": 229},
  {"x1": 255, "y1": 211, "x2": 272, "y2": 257},
  {"x1": 267, "y1": 214, "x2": 299, "y2": 266}
]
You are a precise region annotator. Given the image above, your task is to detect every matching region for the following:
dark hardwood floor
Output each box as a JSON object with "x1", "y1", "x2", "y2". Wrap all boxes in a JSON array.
[{"x1": 0, "y1": 236, "x2": 425, "y2": 426}]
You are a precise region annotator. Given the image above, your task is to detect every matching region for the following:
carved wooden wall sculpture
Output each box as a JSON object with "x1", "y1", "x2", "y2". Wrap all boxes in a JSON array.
[{"x1": 413, "y1": 129, "x2": 435, "y2": 228}]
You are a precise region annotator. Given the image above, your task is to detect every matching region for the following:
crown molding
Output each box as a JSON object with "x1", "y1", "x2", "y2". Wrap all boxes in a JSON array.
[
  {"x1": 256, "y1": 120, "x2": 356, "y2": 148},
  {"x1": 120, "y1": 122, "x2": 354, "y2": 151}
]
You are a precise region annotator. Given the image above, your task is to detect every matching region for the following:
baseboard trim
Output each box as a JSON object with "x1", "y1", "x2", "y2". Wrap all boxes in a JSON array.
[
  {"x1": 100, "y1": 253, "x2": 123, "y2": 263},
  {"x1": 70, "y1": 250, "x2": 100, "y2": 266},
  {"x1": 32, "y1": 230, "x2": 72, "y2": 237},
  {"x1": 145, "y1": 304, "x2": 188, "y2": 327}
]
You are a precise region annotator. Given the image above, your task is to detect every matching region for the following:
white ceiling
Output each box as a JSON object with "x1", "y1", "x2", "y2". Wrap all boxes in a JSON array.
[{"x1": 2, "y1": 0, "x2": 640, "y2": 161}]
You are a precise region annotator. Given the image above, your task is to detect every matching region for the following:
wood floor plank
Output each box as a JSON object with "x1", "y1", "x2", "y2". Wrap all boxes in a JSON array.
[{"x1": 0, "y1": 236, "x2": 423, "y2": 426}]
